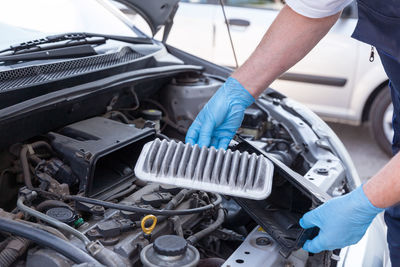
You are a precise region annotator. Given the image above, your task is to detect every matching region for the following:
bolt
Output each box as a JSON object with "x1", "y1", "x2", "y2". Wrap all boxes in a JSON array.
[
  {"x1": 87, "y1": 229, "x2": 97, "y2": 236},
  {"x1": 91, "y1": 205, "x2": 105, "y2": 216},
  {"x1": 316, "y1": 168, "x2": 329, "y2": 175},
  {"x1": 93, "y1": 205, "x2": 104, "y2": 212},
  {"x1": 83, "y1": 152, "x2": 93, "y2": 161},
  {"x1": 256, "y1": 237, "x2": 271, "y2": 246},
  {"x1": 272, "y1": 99, "x2": 280, "y2": 106}
]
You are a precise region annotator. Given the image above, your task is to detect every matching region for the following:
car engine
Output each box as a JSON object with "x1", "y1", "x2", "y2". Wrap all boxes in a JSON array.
[{"x1": 0, "y1": 72, "x2": 350, "y2": 267}]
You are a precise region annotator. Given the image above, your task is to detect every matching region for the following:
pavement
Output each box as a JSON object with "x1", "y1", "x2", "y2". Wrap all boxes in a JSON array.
[{"x1": 327, "y1": 122, "x2": 390, "y2": 182}]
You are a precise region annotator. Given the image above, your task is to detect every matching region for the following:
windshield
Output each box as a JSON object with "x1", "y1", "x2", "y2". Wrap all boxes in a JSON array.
[{"x1": 0, "y1": 0, "x2": 137, "y2": 49}]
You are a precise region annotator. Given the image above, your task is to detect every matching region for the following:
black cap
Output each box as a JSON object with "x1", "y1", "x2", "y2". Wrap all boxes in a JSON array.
[
  {"x1": 153, "y1": 235, "x2": 188, "y2": 256},
  {"x1": 142, "y1": 109, "x2": 162, "y2": 121},
  {"x1": 46, "y1": 207, "x2": 75, "y2": 224}
]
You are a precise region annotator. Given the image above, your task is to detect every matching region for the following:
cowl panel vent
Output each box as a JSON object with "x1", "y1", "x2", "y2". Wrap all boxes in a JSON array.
[
  {"x1": 0, "y1": 46, "x2": 143, "y2": 92},
  {"x1": 135, "y1": 139, "x2": 274, "y2": 200}
]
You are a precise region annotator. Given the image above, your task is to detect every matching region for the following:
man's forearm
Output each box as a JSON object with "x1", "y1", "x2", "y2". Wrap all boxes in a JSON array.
[
  {"x1": 232, "y1": 5, "x2": 340, "y2": 97},
  {"x1": 364, "y1": 152, "x2": 400, "y2": 208}
]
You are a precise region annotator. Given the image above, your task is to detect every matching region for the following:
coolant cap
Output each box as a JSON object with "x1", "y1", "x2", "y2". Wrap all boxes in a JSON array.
[
  {"x1": 153, "y1": 235, "x2": 188, "y2": 256},
  {"x1": 46, "y1": 207, "x2": 74, "y2": 224},
  {"x1": 142, "y1": 109, "x2": 162, "y2": 121}
]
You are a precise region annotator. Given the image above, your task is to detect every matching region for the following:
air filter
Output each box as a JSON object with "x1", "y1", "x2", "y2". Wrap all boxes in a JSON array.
[{"x1": 134, "y1": 139, "x2": 274, "y2": 200}]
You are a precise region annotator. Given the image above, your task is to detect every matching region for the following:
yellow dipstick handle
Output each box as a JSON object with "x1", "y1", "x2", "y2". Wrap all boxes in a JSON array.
[{"x1": 141, "y1": 215, "x2": 157, "y2": 235}]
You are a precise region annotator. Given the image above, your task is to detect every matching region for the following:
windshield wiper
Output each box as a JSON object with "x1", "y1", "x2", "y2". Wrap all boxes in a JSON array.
[
  {"x1": 0, "y1": 32, "x2": 153, "y2": 54},
  {"x1": 0, "y1": 45, "x2": 97, "y2": 62}
]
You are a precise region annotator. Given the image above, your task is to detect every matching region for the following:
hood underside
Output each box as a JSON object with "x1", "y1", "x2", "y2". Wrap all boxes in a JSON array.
[{"x1": 116, "y1": 0, "x2": 180, "y2": 37}]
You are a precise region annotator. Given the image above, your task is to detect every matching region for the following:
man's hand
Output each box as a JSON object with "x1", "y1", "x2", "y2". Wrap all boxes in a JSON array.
[
  {"x1": 185, "y1": 6, "x2": 340, "y2": 149},
  {"x1": 300, "y1": 186, "x2": 383, "y2": 253},
  {"x1": 185, "y1": 77, "x2": 254, "y2": 149}
]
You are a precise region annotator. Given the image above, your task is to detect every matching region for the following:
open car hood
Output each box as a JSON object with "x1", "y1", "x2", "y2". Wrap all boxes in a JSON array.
[{"x1": 116, "y1": 0, "x2": 180, "y2": 39}]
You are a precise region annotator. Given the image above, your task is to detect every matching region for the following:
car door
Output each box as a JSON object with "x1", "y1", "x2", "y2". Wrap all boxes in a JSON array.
[
  {"x1": 213, "y1": 1, "x2": 360, "y2": 121},
  {"x1": 213, "y1": 0, "x2": 282, "y2": 68}
]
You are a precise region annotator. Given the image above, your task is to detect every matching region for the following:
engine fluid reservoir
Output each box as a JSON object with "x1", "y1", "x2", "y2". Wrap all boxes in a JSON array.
[
  {"x1": 140, "y1": 235, "x2": 200, "y2": 267},
  {"x1": 161, "y1": 74, "x2": 222, "y2": 129}
]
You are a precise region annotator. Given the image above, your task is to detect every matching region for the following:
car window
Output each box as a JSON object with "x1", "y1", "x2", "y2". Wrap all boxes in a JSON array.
[{"x1": 224, "y1": 0, "x2": 285, "y2": 10}]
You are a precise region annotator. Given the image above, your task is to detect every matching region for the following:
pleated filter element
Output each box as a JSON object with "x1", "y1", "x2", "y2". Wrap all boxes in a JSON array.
[{"x1": 134, "y1": 138, "x2": 274, "y2": 200}]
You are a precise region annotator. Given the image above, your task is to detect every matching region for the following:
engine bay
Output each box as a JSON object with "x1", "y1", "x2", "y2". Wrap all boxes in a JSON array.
[{"x1": 0, "y1": 72, "x2": 348, "y2": 267}]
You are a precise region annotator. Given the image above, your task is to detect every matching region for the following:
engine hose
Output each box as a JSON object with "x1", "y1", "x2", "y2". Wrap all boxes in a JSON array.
[
  {"x1": 0, "y1": 237, "x2": 30, "y2": 267},
  {"x1": 15, "y1": 219, "x2": 68, "y2": 241},
  {"x1": 17, "y1": 196, "x2": 91, "y2": 246},
  {"x1": 187, "y1": 208, "x2": 225, "y2": 244},
  {"x1": 164, "y1": 189, "x2": 194, "y2": 210},
  {"x1": 157, "y1": 189, "x2": 195, "y2": 223},
  {"x1": 36, "y1": 199, "x2": 71, "y2": 212},
  {"x1": 0, "y1": 217, "x2": 99, "y2": 265},
  {"x1": 65, "y1": 193, "x2": 222, "y2": 216},
  {"x1": 20, "y1": 141, "x2": 53, "y2": 189},
  {"x1": 17, "y1": 197, "x2": 124, "y2": 266}
]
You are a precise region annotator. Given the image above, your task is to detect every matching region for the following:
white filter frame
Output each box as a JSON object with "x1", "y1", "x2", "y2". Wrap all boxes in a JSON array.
[{"x1": 134, "y1": 139, "x2": 274, "y2": 200}]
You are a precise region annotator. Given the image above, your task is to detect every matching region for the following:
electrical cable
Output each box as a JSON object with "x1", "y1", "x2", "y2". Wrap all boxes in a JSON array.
[
  {"x1": 65, "y1": 193, "x2": 222, "y2": 216},
  {"x1": 155, "y1": 133, "x2": 171, "y2": 141},
  {"x1": 0, "y1": 217, "x2": 99, "y2": 265}
]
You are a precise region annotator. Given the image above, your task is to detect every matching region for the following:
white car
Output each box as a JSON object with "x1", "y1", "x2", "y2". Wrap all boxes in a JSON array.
[
  {"x1": 0, "y1": 0, "x2": 390, "y2": 266},
  {"x1": 162, "y1": 0, "x2": 393, "y2": 156}
]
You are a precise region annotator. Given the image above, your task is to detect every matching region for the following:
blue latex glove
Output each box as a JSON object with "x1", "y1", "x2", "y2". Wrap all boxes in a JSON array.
[
  {"x1": 185, "y1": 77, "x2": 255, "y2": 149},
  {"x1": 300, "y1": 186, "x2": 384, "y2": 253}
]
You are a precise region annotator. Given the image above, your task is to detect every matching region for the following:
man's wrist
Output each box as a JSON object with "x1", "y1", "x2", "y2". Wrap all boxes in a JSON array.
[
  {"x1": 226, "y1": 77, "x2": 255, "y2": 106},
  {"x1": 362, "y1": 182, "x2": 386, "y2": 210},
  {"x1": 231, "y1": 71, "x2": 267, "y2": 98}
]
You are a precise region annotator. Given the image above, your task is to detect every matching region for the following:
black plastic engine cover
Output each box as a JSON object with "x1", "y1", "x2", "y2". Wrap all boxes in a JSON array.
[
  {"x1": 232, "y1": 139, "x2": 328, "y2": 257},
  {"x1": 48, "y1": 117, "x2": 154, "y2": 197}
]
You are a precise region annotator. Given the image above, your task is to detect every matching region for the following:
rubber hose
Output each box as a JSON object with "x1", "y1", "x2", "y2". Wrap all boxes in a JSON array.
[
  {"x1": 16, "y1": 219, "x2": 68, "y2": 241},
  {"x1": 17, "y1": 197, "x2": 91, "y2": 246},
  {"x1": 91, "y1": 246, "x2": 126, "y2": 267},
  {"x1": 187, "y1": 208, "x2": 225, "y2": 244},
  {"x1": 157, "y1": 189, "x2": 194, "y2": 223},
  {"x1": 20, "y1": 141, "x2": 53, "y2": 189},
  {"x1": 36, "y1": 199, "x2": 71, "y2": 212},
  {"x1": 0, "y1": 217, "x2": 99, "y2": 265}
]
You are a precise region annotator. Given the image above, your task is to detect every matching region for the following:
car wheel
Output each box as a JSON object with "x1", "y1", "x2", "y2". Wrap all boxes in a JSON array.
[{"x1": 369, "y1": 86, "x2": 393, "y2": 156}]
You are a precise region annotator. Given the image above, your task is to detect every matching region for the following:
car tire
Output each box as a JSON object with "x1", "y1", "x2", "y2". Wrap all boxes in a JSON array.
[{"x1": 369, "y1": 86, "x2": 393, "y2": 156}]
